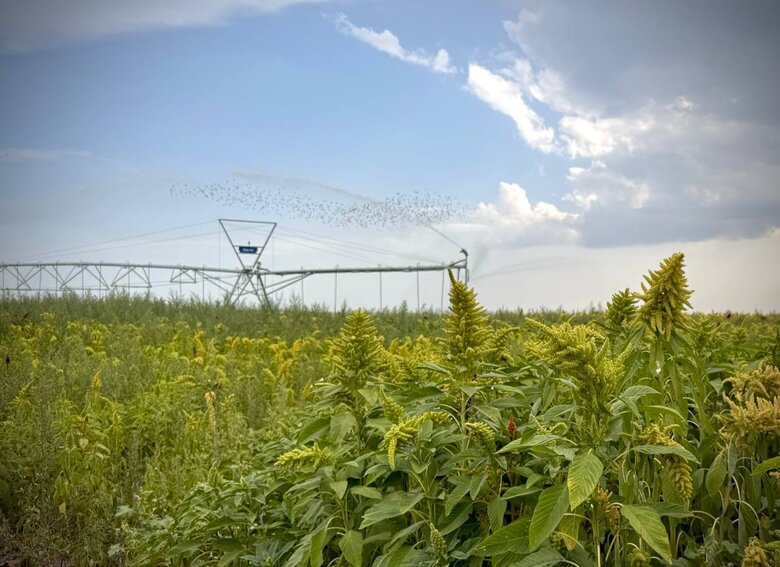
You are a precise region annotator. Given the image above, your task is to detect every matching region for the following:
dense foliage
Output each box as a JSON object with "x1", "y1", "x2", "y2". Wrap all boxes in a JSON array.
[{"x1": 1, "y1": 254, "x2": 779, "y2": 566}]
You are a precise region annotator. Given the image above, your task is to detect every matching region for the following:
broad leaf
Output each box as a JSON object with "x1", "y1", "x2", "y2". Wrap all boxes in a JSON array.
[
  {"x1": 514, "y1": 548, "x2": 565, "y2": 567},
  {"x1": 214, "y1": 539, "x2": 245, "y2": 567},
  {"x1": 389, "y1": 548, "x2": 429, "y2": 567},
  {"x1": 330, "y1": 412, "x2": 356, "y2": 442},
  {"x1": 567, "y1": 450, "x2": 603, "y2": 509},
  {"x1": 706, "y1": 452, "x2": 727, "y2": 494},
  {"x1": 310, "y1": 527, "x2": 329, "y2": 567},
  {"x1": 620, "y1": 384, "x2": 661, "y2": 398},
  {"x1": 472, "y1": 518, "x2": 530, "y2": 557},
  {"x1": 417, "y1": 362, "x2": 450, "y2": 375},
  {"x1": 632, "y1": 444, "x2": 699, "y2": 463},
  {"x1": 649, "y1": 502, "x2": 693, "y2": 519},
  {"x1": 529, "y1": 485, "x2": 570, "y2": 551},
  {"x1": 502, "y1": 486, "x2": 542, "y2": 500},
  {"x1": 469, "y1": 473, "x2": 488, "y2": 499},
  {"x1": 339, "y1": 531, "x2": 363, "y2": 567},
  {"x1": 556, "y1": 513, "x2": 580, "y2": 551},
  {"x1": 620, "y1": 504, "x2": 672, "y2": 563},
  {"x1": 297, "y1": 417, "x2": 330, "y2": 444},
  {"x1": 445, "y1": 476, "x2": 472, "y2": 516},
  {"x1": 753, "y1": 455, "x2": 780, "y2": 476},
  {"x1": 488, "y1": 496, "x2": 507, "y2": 531},
  {"x1": 352, "y1": 486, "x2": 382, "y2": 499},
  {"x1": 611, "y1": 385, "x2": 659, "y2": 415},
  {"x1": 439, "y1": 501, "x2": 473, "y2": 536},
  {"x1": 499, "y1": 435, "x2": 565, "y2": 454},
  {"x1": 383, "y1": 522, "x2": 424, "y2": 553},
  {"x1": 330, "y1": 480, "x2": 348, "y2": 500},
  {"x1": 360, "y1": 492, "x2": 424, "y2": 529}
]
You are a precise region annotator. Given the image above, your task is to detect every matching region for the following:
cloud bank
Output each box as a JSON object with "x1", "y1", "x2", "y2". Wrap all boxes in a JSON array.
[{"x1": 461, "y1": 5, "x2": 780, "y2": 247}]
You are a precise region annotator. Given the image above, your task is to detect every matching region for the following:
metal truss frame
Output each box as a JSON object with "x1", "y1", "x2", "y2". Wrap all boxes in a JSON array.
[
  {"x1": 0, "y1": 220, "x2": 469, "y2": 308},
  {"x1": 0, "y1": 257, "x2": 468, "y2": 307}
]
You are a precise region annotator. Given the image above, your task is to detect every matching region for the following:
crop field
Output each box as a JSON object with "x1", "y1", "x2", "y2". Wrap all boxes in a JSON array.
[{"x1": 0, "y1": 253, "x2": 778, "y2": 567}]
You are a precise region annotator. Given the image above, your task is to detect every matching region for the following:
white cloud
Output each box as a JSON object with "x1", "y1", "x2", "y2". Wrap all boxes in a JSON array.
[
  {"x1": 478, "y1": 182, "x2": 574, "y2": 223},
  {"x1": 564, "y1": 161, "x2": 650, "y2": 210},
  {"x1": 502, "y1": 9, "x2": 539, "y2": 57},
  {"x1": 559, "y1": 114, "x2": 648, "y2": 158},
  {"x1": 331, "y1": 13, "x2": 457, "y2": 75},
  {"x1": 466, "y1": 19, "x2": 780, "y2": 245},
  {"x1": 467, "y1": 64, "x2": 557, "y2": 153},
  {"x1": 462, "y1": 181, "x2": 578, "y2": 246},
  {"x1": 501, "y1": 56, "x2": 578, "y2": 115},
  {"x1": 0, "y1": 0, "x2": 328, "y2": 51},
  {"x1": 674, "y1": 96, "x2": 696, "y2": 112}
]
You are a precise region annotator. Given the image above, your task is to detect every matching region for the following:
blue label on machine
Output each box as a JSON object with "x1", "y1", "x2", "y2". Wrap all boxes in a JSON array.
[{"x1": 238, "y1": 246, "x2": 258, "y2": 254}]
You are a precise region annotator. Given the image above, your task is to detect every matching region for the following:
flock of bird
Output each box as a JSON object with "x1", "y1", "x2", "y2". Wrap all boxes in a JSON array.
[{"x1": 170, "y1": 177, "x2": 468, "y2": 229}]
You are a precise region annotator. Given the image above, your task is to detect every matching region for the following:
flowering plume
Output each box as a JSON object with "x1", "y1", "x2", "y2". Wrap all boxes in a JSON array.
[{"x1": 635, "y1": 253, "x2": 693, "y2": 339}]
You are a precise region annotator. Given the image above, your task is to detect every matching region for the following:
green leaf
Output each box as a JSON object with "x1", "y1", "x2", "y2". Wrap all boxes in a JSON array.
[
  {"x1": 649, "y1": 502, "x2": 693, "y2": 519},
  {"x1": 611, "y1": 385, "x2": 659, "y2": 415},
  {"x1": 469, "y1": 473, "x2": 488, "y2": 499},
  {"x1": 401, "y1": 385, "x2": 446, "y2": 403},
  {"x1": 213, "y1": 538, "x2": 243, "y2": 552},
  {"x1": 620, "y1": 385, "x2": 661, "y2": 398},
  {"x1": 753, "y1": 455, "x2": 780, "y2": 476},
  {"x1": 471, "y1": 518, "x2": 530, "y2": 557},
  {"x1": 529, "y1": 485, "x2": 570, "y2": 551},
  {"x1": 514, "y1": 548, "x2": 565, "y2": 567},
  {"x1": 631, "y1": 444, "x2": 699, "y2": 463},
  {"x1": 538, "y1": 404, "x2": 575, "y2": 420},
  {"x1": 418, "y1": 362, "x2": 450, "y2": 375},
  {"x1": 389, "y1": 548, "x2": 429, "y2": 567},
  {"x1": 706, "y1": 452, "x2": 727, "y2": 494},
  {"x1": 458, "y1": 384, "x2": 480, "y2": 398},
  {"x1": 383, "y1": 522, "x2": 424, "y2": 553},
  {"x1": 170, "y1": 540, "x2": 201, "y2": 555},
  {"x1": 439, "y1": 502, "x2": 472, "y2": 536},
  {"x1": 330, "y1": 412, "x2": 356, "y2": 442},
  {"x1": 339, "y1": 531, "x2": 363, "y2": 567},
  {"x1": 498, "y1": 435, "x2": 565, "y2": 454},
  {"x1": 556, "y1": 513, "x2": 581, "y2": 551},
  {"x1": 352, "y1": 486, "x2": 382, "y2": 499},
  {"x1": 620, "y1": 504, "x2": 672, "y2": 564},
  {"x1": 488, "y1": 496, "x2": 507, "y2": 531},
  {"x1": 376, "y1": 546, "x2": 412, "y2": 567},
  {"x1": 445, "y1": 476, "x2": 472, "y2": 516},
  {"x1": 358, "y1": 388, "x2": 378, "y2": 406},
  {"x1": 502, "y1": 486, "x2": 542, "y2": 500},
  {"x1": 215, "y1": 538, "x2": 246, "y2": 566},
  {"x1": 297, "y1": 417, "x2": 330, "y2": 444},
  {"x1": 360, "y1": 492, "x2": 424, "y2": 529},
  {"x1": 727, "y1": 443, "x2": 737, "y2": 476},
  {"x1": 567, "y1": 450, "x2": 603, "y2": 509},
  {"x1": 638, "y1": 404, "x2": 685, "y2": 422},
  {"x1": 310, "y1": 527, "x2": 329, "y2": 567},
  {"x1": 330, "y1": 480, "x2": 348, "y2": 500},
  {"x1": 490, "y1": 397, "x2": 527, "y2": 408}
]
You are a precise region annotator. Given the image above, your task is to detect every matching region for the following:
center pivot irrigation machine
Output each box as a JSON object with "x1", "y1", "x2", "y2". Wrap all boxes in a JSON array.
[{"x1": 0, "y1": 219, "x2": 469, "y2": 310}]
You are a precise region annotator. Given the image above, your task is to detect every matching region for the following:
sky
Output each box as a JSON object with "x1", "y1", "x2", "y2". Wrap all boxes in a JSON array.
[{"x1": 0, "y1": 0, "x2": 778, "y2": 311}]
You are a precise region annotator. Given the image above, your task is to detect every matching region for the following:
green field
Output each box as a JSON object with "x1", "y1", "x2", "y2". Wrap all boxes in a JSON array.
[{"x1": 1, "y1": 254, "x2": 778, "y2": 566}]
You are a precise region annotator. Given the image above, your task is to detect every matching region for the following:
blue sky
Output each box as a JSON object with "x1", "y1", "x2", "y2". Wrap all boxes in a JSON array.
[{"x1": 1, "y1": 1, "x2": 778, "y2": 311}]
